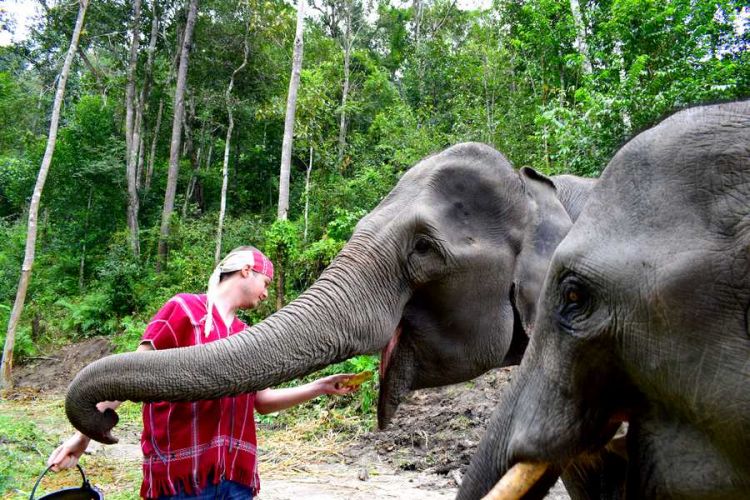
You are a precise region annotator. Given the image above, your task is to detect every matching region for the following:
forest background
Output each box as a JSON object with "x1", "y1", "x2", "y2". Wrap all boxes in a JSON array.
[{"x1": 0, "y1": 0, "x2": 748, "y2": 393}]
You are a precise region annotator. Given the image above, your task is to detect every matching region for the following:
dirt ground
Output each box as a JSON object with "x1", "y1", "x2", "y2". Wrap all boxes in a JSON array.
[{"x1": 13, "y1": 337, "x2": 568, "y2": 499}]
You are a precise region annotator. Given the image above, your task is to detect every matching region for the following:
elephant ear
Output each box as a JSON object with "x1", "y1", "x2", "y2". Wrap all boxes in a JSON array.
[{"x1": 512, "y1": 167, "x2": 573, "y2": 334}]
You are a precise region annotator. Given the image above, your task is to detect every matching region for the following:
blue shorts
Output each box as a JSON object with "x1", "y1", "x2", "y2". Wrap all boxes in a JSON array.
[{"x1": 158, "y1": 480, "x2": 253, "y2": 499}]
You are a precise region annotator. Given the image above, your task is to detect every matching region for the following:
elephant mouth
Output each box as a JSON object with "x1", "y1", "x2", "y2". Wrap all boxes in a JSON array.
[
  {"x1": 490, "y1": 417, "x2": 630, "y2": 499},
  {"x1": 377, "y1": 322, "x2": 416, "y2": 429},
  {"x1": 379, "y1": 323, "x2": 401, "y2": 379}
]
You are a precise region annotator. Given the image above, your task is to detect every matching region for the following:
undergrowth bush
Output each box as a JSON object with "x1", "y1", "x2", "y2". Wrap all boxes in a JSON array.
[{"x1": 56, "y1": 291, "x2": 118, "y2": 338}]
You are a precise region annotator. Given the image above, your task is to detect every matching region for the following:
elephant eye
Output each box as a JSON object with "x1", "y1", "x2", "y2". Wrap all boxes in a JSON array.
[
  {"x1": 414, "y1": 238, "x2": 431, "y2": 254},
  {"x1": 559, "y1": 275, "x2": 592, "y2": 322},
  {"x1": 566, "y1": 289, "x2": 581, "y2": 304}
]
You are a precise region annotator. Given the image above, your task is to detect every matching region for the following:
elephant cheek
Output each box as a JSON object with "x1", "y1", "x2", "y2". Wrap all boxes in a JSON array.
[{"x1": 377, "y1": 340, "x2": 416, "y2": 429}]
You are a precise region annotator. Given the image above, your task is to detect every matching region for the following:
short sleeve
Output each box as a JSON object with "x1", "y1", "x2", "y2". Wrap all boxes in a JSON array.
[{"x1": 141, "y1": 297, "x2": 195, "y2": 350}]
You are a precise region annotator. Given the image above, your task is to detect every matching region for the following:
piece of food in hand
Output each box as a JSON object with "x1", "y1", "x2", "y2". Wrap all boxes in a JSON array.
[{"x1": 342, "y1": 370, "x2": 373, "y2": 387}]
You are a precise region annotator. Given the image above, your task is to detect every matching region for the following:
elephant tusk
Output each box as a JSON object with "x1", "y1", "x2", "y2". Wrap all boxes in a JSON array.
[{"x1": 481, "y1": 462, "x2": 549, "y2": 500}]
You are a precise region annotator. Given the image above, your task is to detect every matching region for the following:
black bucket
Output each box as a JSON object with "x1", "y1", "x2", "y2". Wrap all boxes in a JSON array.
[{"x1": 29, "y1": 465, "x2": 103, "y2": 500}]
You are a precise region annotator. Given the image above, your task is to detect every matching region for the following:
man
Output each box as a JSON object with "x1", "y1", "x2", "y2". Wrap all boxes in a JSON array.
[{"x1": 49, "y1": 246, "x2": 359, "y2": 499}]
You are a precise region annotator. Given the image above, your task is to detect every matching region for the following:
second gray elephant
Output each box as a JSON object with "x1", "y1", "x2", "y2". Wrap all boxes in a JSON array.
[
  {"x1": 65, "y1": 143, "x2": 595, "y2": 446},
  {"x1": 459, "y1": 101, "x2": 750, "y2": 499}
]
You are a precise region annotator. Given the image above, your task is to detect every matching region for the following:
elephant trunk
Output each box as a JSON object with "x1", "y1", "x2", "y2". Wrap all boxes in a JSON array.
[
  {"x1": 457, "y1": 361, "x2": 562, "y2": 500},
  {"x1": 66, "y1": 237, "x2": 407, "y2": 444}
]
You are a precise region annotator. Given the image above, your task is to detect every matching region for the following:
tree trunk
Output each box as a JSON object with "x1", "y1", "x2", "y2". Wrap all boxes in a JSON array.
[
  {"x1": 125, "y1": 0, "x2": 143, "y2": 258},
  {"x1": 78, "y1": 188, "x2": 93, "y2": 290},
  {"x1": 274, "y1": 247, "x2": 285, "y2": 311},
  {"x1": 137, "y1": 132, "x2": 146, "y2": 187},
  {"x1": 205, "y1": 143, "x2": 213, "y2": 170},
  {"x1": 181, "y1": 94, "x2": 199, "y2": 218},
  {"x1": 569, "y1": 0, "x2": 591, "y2": 75},
  {"x1": 414, "y1": 0, "x2": 424, "y2": 112},
  {"x1": 303, "y1": 143, "x2": 313, "y2": 242},
  {"x1": 278, "y1": 0, "x2": 305, "y2": 221},
  {"x1": 276, "y1": 0, "x2": 305, "y2": 309},
  {"x1": 614, "y1": 40, "x2": 632, "y2": 132},
  {"x1": 145, "y1": 97, "x2": 164, "y2": 193},
  {"x1": 215, "y1": 121, "x2": 233, "y2": 265},
  {"x1": 137, "y1": 0, "x2": 161, "y2": 190},
  {"x1": 157, "y1": 0, "x2": 199, "y2": 272},
  {"x1": 1, "y1": 0, "x2": 90, "y2": 389},
  {"x1": 132, "y1": 98, "x2": 144, "y2": 187},
  {"x1": 482, "y1": 52, "x2": 495, "y2": 143},
  {"x1": 336, "y1": 0, "x2": 352, "y2": 166},
  {"x1": 77, "y1": 46, "x2": 105, "y2": 92},
  {"x1": 215, "y1": 27, "x2": 250, "y2": 265}
]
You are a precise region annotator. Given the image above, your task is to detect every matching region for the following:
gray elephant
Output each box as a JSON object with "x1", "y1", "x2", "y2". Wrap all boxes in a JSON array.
[
  {"x1": 64, "y1": 142, "x2": 596, "y2": 445},
  {"x1": 459, "y1": 100, "x2": 750, "y2": 499}
]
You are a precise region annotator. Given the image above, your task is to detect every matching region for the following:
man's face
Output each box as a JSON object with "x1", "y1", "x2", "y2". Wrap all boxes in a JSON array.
[{"x1": 243, "y1": 269, "x2": 271, "y2": 309}]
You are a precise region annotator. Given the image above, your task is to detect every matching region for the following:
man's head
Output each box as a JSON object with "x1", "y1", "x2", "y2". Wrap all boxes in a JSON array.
[
  {"x1": 217, "y1": 246, "x2": 274, "y2": 282},
  {"x1": 205, "y1": 246, "x2": 274, "y2": 335}
]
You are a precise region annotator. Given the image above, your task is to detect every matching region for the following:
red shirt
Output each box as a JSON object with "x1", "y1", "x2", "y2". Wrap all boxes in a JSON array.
[{"x1": 140, "y1": 294, "x2": 260, "y2": 499}]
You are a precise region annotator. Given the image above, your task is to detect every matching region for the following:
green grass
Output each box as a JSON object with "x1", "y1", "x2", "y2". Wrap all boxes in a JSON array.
[
  {"x1": 0, "y1": 396, "x2": 142, "y2": 499},
  {"x1": 0, "y1": 413, "x2": 55, "y2": 498}
]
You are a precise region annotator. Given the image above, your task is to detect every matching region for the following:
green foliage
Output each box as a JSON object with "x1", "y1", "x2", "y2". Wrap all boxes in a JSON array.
[
  {"x1": 264, "y1": 218, "x2": 301, "y2": 262},
  {"x1": 56, "y1": 291, "x2": 119, "y2": 338},
  {"x1": 326, "y1": 207, "x2": 367, "y2": 241},
  {"x1": 258, "y1": 354, "x2": 380, "y2": 429},
  {"x1": 0, "y1": 413, "x2": 48, "y2": 494},
  {"x1": 322, "y1": 354, "x2": 380, "y2": 414},
  {"x1": 112, "y1": 316, "x2": 149, "y2": 353},
  {"x1": 0, "y1": 155, "x2": 36, "y2": 216},
  {"x1": 0, "y1": 67, "x2": 38, "y2": 155},
  {"x1": 292, "y1": 235, "x2": 346, "y2": 291},
  {"x1": 0, "y1": 321, "x2": 37, "y2": 360},
  {"x1": 0, "y1": 218, "x2": 24, "y2": 303}
]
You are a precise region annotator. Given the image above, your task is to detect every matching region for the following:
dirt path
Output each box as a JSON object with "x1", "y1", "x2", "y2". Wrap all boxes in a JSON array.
[
  {"x1": 80, "y1": 437, "x2": 457, "y2": 499},
  {"x1": 261, "y1": 463, "x2": 456, "y2": 499},
  {"x1": 11, "y1": 338, "x2": 569, "y2": 499}
]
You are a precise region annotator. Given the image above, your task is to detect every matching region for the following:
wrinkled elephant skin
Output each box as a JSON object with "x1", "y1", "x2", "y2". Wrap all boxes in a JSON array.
[
  {"x1": 65, "y1": 143, "x2": 595, "y2": 444},
  {"x1": 460, "y1": 101, "x2": 750, "y2": 499}
]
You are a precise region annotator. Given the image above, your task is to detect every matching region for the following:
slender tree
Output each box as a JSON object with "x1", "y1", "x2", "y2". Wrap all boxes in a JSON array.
[
  {"x1": 145, "y1": 98, "x2": 164, "y2": 193},
  {"x1": 136, "y1": 0, "x2": 161, "y2": 189},
  {"x1": 125, "y1": 0, "x2": 143, "y2": 257},
  {"x1": 157, "y1": 0, "x2": 199, "y2": 271},
  {"x1": 1, "y1": 0, "x2": 90, "y2": 389},
  {"x1": 278, "y1": 0, "x2": 305, "y2": 222},
  {"x1": 275, "y1": 0, "x2": 306, "y2": 309},
  {"x1": 78, "y1": 189, "x2": 93, "y2": 289},
  {"x1": 336, "y1": 0, "x2": 353, "y2": 165},
  {"x1": 613, "y1": 39, "x2": 632, "y2": 131},
  {"x1": 569, "y1": 0, "x2": 591, "y2": 75},
  {"x1": 180, "y1": 94, "x2": 199, "y2": 217},
  {"x1": 413, "y1": 0, "x2": 425, "y2": 110},
  {"x1": 303, "y1": 142, "x2": 313, "y2": 242},
  {"x1": 215, "y1": 21, "x2": 251, "y2": 265}
]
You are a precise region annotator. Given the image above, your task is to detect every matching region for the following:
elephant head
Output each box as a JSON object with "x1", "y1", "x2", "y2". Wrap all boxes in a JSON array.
[
  {"x1": 459, "y1": 101, "x2": 750, "y2": 499},
  {"x1": 65, "y1": 142, "x2": 594, "y2": 444}
]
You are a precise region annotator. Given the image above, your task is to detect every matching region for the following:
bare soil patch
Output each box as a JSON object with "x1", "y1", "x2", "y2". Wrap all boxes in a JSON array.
[{"x1": 13, "y1": 337, "x2": 114, "y2": 392}]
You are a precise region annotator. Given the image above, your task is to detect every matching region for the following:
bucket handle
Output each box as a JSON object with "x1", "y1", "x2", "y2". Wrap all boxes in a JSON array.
[{"x1": 29, "y1": 464, "x2": 91, "y2": 500}]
